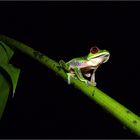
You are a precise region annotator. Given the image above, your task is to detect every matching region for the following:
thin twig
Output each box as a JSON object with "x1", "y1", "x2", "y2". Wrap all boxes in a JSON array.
[{"x1": 0, "y1": 34, "x2": 140, "y2": 136}]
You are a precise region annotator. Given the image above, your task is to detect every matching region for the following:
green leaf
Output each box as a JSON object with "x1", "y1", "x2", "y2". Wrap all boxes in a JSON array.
[
  {"x1": 0, "y1": 41, "x2": 20, "y2": 119},
  {"x1": 0, "y1": 64, "x2": 20, "y2": 95},
  {"x1": 0, "y1": 72, "x2": 11, "y2": 119},
  {"x1": 0, "y1": 41, "x2": 14, "y2": 63}
]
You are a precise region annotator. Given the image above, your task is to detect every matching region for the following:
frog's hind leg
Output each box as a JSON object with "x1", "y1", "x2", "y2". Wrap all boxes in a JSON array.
[
  {"x1": 59, "y1": 60, "x2": 69, "y2": 72},
  {"x1": 59, "y1": 60, "x2": 73, "y2": 84}
]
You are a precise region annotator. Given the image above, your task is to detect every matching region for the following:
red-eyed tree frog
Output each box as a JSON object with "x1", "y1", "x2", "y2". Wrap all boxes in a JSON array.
[{"x1": 59, "y1": 46, "x2": 110, "y2": 86}]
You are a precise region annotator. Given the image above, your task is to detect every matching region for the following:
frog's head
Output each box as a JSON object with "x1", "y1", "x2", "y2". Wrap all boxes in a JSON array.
[
  {"x1": 87, "y1": 46, "x2": 110, "y2": 64},
  {"x1": 79, "y1": 46, "x2": 110, "y2": 84}
]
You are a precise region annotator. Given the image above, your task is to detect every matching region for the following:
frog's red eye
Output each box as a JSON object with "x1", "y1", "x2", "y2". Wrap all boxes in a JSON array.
[{"x1": 90, "y1": 47, "x2": 100, "y2": 54}]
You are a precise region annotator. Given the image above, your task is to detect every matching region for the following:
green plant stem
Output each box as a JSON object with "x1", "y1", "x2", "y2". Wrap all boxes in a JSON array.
[{"x1": 0, "y1": 34, "x2": 140, "y2": 136}]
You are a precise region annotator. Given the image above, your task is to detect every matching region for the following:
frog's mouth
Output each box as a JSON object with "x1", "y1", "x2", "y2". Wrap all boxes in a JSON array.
[{"x1": 80, "y1": 67, "x2": 95, "y2": 80}]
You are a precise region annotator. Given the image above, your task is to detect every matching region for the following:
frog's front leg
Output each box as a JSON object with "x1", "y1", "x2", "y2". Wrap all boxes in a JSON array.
[
  {"x1": 91, "y1": 72, "x2": 96, "y2": 86},
  {"x1": 67, "y1": 72, "x2": 74, "y2": 84},
  {"x1": 73, "y1": 67, "x2": 88, "y2": 84},
  {"x1": 59, "y1": 60, "x2": 75, "y2": 84}
]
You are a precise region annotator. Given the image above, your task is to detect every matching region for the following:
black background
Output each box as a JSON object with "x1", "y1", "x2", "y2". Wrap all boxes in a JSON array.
[{"x1": 0, "y1": 1, "x2": 140, "y2": 138}]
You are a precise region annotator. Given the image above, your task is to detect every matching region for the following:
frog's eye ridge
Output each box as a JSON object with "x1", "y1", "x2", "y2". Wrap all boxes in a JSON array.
[{"x1": 90, "y1": 46, "x2": 100, "y2": 54}]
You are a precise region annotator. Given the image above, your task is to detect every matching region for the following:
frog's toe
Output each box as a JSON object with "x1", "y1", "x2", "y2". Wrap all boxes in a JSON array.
[
  {"x1": 94, "y1": 82, "x2": 97, "y2": 86},
  {"x1": 87, "y1": 81, "x2": 96, "y2": 86},
  {"x1": 59, "y1": 60, "x2": 65, "y2": 66},
  {"x1": 87, "y1": 81, "x2": 91, "y2": 86}
]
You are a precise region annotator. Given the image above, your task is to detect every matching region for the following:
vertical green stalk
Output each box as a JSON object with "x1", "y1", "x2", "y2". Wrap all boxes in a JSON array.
[{"x1": 0, "y1": 34, "x2": 140, "y2": 136}]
